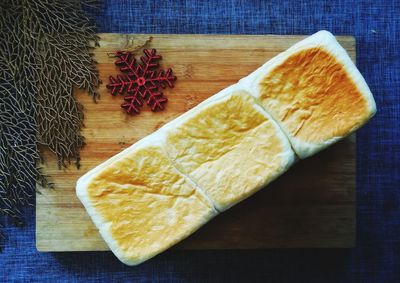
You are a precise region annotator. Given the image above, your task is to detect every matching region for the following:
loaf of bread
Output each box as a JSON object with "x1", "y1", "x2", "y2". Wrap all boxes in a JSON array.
[{"x1": 76, "y1": 31, "x2": 376, "y2": 265}]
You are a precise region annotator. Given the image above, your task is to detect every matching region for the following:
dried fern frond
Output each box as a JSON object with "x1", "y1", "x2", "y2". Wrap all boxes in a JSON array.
[
  {"x1": 0, "y1": 2, "x2": 39, "y2": 233},
  {"x1": 25, "y1": 0, "x2": 101, "y2": 167},
  {"x1": 0, "y1": 0, "x2": 101, "y2": 245}
]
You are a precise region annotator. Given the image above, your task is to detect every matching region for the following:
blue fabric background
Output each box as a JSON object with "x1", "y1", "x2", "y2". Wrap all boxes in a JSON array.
[{"x1": 1, "y1": 0, "x2": 399, "y2": 282}]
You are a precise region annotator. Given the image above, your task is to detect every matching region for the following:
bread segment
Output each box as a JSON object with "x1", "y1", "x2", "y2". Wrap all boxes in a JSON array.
[
  {"x1": 241, "y1": 30, "x2": 376, "y2": 158},
  {"x1": 77, "y1": 135, "x2": 217, "y2": 266},
  {"x1": 160, "y1": 88, "x2": 295, "y2": 211}
]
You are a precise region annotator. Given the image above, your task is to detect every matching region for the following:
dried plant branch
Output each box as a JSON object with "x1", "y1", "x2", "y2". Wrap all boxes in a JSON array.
[{"x1": 0, "y1": 0, "x2": 101, "y2": 246}]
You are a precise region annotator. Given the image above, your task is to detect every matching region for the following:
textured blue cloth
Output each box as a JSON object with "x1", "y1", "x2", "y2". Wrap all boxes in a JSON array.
[{"x1": 2, "y1": 0, "x2": 400, "y2": 282}]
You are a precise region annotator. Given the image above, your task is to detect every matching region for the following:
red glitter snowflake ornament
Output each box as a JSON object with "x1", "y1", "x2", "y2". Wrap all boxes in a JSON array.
[{"x1": 107, "y1": 49, "x2": 177, "y2": 114}]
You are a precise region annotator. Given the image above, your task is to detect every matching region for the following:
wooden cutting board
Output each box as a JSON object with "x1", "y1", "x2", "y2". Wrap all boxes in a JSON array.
[{"x1": 36, "y1": 33, "x2": 356, "y2": 252}]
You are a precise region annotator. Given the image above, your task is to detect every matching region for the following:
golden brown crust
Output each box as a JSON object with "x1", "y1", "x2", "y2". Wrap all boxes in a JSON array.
[
  {"x1": 164, "y1": 91, "x2": 293, "y2": 210},
  {"x1": 86, "y1": 145, "x2": 215, "y2": 262},
  {"x1": 259, "y1": 47, "x2": 370, "y2": 143}
]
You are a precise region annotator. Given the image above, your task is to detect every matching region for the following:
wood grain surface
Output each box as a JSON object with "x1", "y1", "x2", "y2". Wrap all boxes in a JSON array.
[{"x1": 36, "y1": 33, "x2": 356, "y2": 252}]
